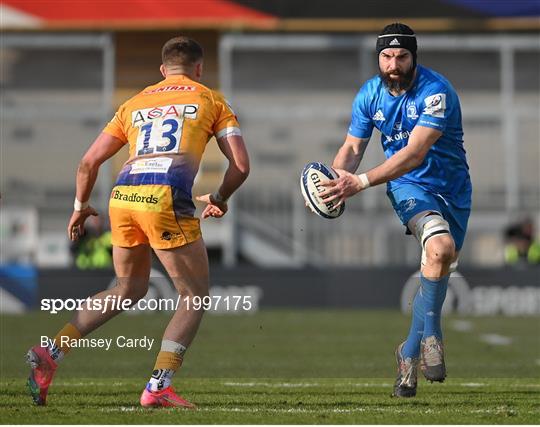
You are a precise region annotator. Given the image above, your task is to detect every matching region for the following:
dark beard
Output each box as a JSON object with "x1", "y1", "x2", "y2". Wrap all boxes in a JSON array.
[{"x1": 379, "y1": 66, "x2": 415, "y2": 93}]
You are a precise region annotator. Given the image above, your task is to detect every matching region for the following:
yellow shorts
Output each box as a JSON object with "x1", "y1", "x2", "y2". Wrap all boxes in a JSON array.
[{"x1": 109, "y1": 184, "x2": 201, "y2": 249}]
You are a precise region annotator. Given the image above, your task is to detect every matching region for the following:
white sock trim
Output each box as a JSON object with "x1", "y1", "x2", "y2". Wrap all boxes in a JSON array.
[
  {"x1": 47, "y1": 340, "x2": 64, "y2": 363},
  {"x1": 149, "y1": 368, "x2": 174, "y2": 391},
  {"x1": 161, "y1": 340, "x2": 187, "y2": 356}
]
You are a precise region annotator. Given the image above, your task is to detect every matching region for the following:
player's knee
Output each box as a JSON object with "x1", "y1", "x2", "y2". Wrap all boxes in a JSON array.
[
  {"x1": 128, "y1": 288, "x2": 148, "y2": 304},
  {"x1": 425, "y1": 235, "x2": 455, "y2": 266},
  {"x1": 114, "y1": 279, "x2": 148, "y2": 303},
  {"x1": 171, "y1": 276, "x2": 209, "y2": 299},
  {"x1": 180, "y1": 286, "x2": 209, "y2": 299}
]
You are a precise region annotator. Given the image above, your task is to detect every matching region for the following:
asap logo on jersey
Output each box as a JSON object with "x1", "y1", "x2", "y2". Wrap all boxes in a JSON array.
[
  {"x1": 131, "y1": 104, "x2": 199, "y2": 156},
  {"x1": 132, "y1": 104, "x2": 198, "y2": 127}
]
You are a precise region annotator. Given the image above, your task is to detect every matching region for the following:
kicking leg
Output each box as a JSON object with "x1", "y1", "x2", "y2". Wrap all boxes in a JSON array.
[
  {"x1": 414, "y1": 212, "x2": 455, "y2": 382},
  {"x1": 422, "y1": 235, "x2": 455, "y2": 339},
  {"x1": 394, "y1": 210, "x2": 455, "y2": 396},
  {"x1": 140, "y1": 237, "x2": 208, "y2": 409}
]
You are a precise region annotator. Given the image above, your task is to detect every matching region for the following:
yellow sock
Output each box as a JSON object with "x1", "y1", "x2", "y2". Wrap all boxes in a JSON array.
[
  {"x1": 153, "y1": 350, "x2": 183, "y2": 371},
  {"x1": 149, "y1": 341, "x2": 187, "y2": 391},
  {"x1": 53, "y1": 323, "x2": 82, "y2": 355}
]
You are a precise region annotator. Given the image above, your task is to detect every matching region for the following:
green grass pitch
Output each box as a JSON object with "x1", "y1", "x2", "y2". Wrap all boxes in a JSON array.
[{"x1": 1, "y1": 309, "x2": 539, "y2": 424}]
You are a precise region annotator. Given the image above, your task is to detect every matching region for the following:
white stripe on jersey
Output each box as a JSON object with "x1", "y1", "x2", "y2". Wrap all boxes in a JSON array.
[{"x1": 216, "y1": 127, "x2": 242, "y2": 139}]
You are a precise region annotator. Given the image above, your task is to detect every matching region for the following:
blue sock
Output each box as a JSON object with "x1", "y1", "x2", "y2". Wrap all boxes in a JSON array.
[
  {"x1": 401, "y1": 287, "x2": 424, "y2": 359},
  {"x1": 421, "y1": 273, "x2": 449, "y2": 340}
]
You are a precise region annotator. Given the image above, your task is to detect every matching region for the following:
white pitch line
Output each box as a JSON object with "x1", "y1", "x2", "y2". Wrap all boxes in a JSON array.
[
  {"x1": 100, "y1": 406, "x2": 143, "y2": 413},
  {"x1": 222, "y1": 381, "x2": 392, "y2": 388},
  {"x1": 451, "y1": 320, "x2": 473, "y2": 332},
  {"x1": 459, "y1": 383, "x2": 486, "y2": 387},
  {"x1": 479, "y1": 333, "x2": 513, "y2": 346},
  {"x1": 99, "y1": 406, "x2": 540, "y2": 415},
  {"x1": 351, "y1": 383, "x2": 393, "y2": 387},
  {"x1": 222, "y1": 382, "x2": 321, "y2": 388},
  {"x1": 99, "y1": 407, "x2": 388, "y2": 414},
  {"x1": 52, "y1": 381, "x2": 127, "y2": 387}
]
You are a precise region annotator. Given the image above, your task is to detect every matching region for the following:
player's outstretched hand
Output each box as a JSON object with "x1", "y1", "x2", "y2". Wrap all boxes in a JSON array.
[
  {"x1": 67, "y1": 206, "x2": 98, "y2": 241},
  {"x1": 196, "y1": 194, "x2": 228, "y2": 219},
  {"x1": 318, "y1": 168, "x2": 364, "y2": 208}
]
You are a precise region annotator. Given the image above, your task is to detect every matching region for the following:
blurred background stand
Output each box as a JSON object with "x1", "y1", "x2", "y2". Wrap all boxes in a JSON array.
[{"x1": 0, "y1": 0, "x2": 538, "y2": 315}]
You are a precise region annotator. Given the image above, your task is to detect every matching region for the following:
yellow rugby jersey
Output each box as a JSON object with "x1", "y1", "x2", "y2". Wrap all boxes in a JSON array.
[{"x1": 103, "y1": 75, "x2": 240, "y2": 217}]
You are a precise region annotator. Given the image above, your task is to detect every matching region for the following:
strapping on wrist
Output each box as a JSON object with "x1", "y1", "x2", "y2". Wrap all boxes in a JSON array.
[
  {"x1": 357, "y1": 173, "x2": 370, "y2": 189},
  {"x1": 74, "y1": 198, "x2": 89, "y2": 211},
  {"x1": 212, "y1": 191, "x2": 228, "y2": 203}
]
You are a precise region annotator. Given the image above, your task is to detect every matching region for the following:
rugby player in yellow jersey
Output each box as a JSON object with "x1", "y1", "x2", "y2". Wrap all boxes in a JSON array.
[{"x1": 26, "y1": 36, "x2": 250, "y2": 408}]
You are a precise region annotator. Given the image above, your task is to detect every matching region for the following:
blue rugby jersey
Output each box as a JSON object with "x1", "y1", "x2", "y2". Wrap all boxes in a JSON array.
[{"x1": 348, "y1": 65, "x2": 471, "y2": 207}]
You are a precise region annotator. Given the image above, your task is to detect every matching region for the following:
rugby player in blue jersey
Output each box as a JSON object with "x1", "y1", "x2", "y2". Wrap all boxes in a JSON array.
[{"x1": 320, "y1": 23, "x2": 472, "y2": 397}]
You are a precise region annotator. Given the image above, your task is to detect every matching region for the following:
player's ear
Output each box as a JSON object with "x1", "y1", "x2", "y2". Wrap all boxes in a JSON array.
[
  {"x1": 195, "y1": 61, "x2": 203, "y2": 80},
  {"x1": 160, "y1": 64, "x2": 167, "y2": 78}
]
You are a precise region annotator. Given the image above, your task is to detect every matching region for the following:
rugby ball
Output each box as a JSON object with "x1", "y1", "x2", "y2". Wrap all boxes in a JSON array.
[{"x1": 300, "y1": 162, "x2": 345, "y2": 219}]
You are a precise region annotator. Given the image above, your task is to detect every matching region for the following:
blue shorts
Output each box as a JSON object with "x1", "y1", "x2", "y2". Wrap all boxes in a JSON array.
[{"x1": 387, "y1": 183, "x2": 471, "y2": 251}]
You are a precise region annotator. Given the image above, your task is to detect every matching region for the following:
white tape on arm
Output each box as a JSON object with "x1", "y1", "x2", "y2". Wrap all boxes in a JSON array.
[
  {"x1": 357, "y1": 173, "x2": 370, "y2": 189},
  {"x1": 216, "y1": 127, "x2": 242, "y2": 139},
  {"x1": 74, "y1": 198, "x2": 89, "y2": 211}
]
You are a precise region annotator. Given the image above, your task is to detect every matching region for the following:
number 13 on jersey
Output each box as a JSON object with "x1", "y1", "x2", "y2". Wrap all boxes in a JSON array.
[{"x1": 131, "y1": 104, "x2": 198, "y2": 156}]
